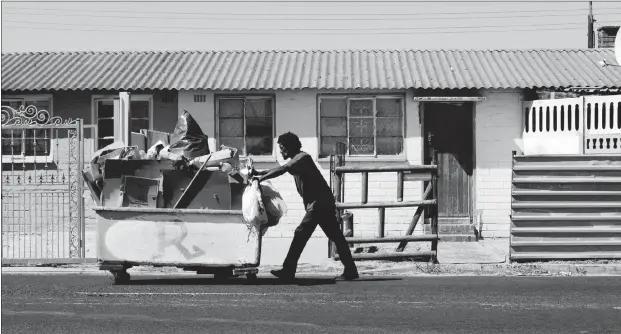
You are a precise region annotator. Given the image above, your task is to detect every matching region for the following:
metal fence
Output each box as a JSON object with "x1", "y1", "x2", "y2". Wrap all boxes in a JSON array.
[
  {"x1": 510, "y1": 152, "x2": 621, "y2": 261},
  {"x1": 1, "y1": 105, "x2": 85, "y2": 263}
]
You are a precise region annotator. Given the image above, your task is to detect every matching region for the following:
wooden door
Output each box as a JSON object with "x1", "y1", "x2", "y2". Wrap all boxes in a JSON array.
[{"x1": 424, "y1": 102, "x2": 474, "y2": 219}]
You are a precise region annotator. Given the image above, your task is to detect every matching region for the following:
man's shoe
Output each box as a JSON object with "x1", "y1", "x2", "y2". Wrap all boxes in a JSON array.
[
  {"x1": 335, "y1": 271, "x2": 359, "y2": 281},
  {"x1": 270, "y1": 269, "x2": 295, "y2": 281}
]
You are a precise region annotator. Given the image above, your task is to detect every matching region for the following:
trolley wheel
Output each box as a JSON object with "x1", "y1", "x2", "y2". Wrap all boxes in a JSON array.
[
  {"x1": 213, "y1": 269, "x2": 233, "y2": 281},
  {"x1": 246, "y1": 273, "x2": 258, "y2": 282},
  {"x1": 112, "y1": 270, "x2": 131, "y2": 284}
]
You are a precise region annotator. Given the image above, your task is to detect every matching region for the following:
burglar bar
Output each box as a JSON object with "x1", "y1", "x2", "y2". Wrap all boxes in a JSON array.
[{"x1": 330, "y1": 148, "x2": 439, "y2": 262}]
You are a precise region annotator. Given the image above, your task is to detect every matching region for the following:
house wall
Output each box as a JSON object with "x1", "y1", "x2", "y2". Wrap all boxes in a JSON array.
[
  {"x1": 475, "y1": 89, "x2": 523, "y2": 238},
  {"x1": 2, "y1": 88, "x2": 522, "y2": 260},
  {"x1": 178, "y1": 88, "x2": 522, "y2": 243},
  {"x1": 179, "y1": 89, "x2": 427, "y2": 246}
]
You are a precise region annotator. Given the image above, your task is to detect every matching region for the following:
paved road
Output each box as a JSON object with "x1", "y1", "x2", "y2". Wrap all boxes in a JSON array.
[{"x1": 2, "y1": 274, "x2": 620, "y2": 333}]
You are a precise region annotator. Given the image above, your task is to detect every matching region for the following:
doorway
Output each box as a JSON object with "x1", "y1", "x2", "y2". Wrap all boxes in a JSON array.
[{"x1": 423, "y1": 102, "x2": 474, "y2": 222}]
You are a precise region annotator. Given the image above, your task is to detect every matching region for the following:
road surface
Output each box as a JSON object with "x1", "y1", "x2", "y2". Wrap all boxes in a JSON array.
[{"x1": 2, "y1": 274, "x2": 620, "y2": 333}]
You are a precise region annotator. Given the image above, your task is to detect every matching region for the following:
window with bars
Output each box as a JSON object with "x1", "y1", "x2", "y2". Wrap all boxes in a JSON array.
[
  {"x1": 217, "y1": 96, "x2": 274, "y2": 156},
  {"x1": 319, "y1": 96, "x2": 404, "y2": 158},
  {"x1": 93, "y1": 96, "x2": 152, "y2": 149},
  {"x1": 1, "y1": 97, "x2": 54, "y2": 160}
]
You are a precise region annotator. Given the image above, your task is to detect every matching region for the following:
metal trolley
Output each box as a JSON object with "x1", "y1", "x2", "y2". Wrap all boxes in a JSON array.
[{"x1": 94, "y1": 207, "x2": 262, "y2": 284}]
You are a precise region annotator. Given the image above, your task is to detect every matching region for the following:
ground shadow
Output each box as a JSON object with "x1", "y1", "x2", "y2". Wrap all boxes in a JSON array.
[{"x1": 118, "y1": 276, "x2": 402, "y2": 286}]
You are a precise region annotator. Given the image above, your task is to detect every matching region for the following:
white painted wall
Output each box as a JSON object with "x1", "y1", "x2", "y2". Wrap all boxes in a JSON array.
[
  {"x1": 177, "y1": 90, "x2": 217, "y2": 152},
  {"x1": 175, "y1": 88, "x2": 522, "y2": 245},
  {"x1": 475, "y1": 89, "x2": 524, "y2": 238}
]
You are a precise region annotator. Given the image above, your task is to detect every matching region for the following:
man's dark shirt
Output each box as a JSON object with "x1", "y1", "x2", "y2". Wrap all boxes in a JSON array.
[{"x1": 280, "y1": 151, "x2": 335, "y2": 210}]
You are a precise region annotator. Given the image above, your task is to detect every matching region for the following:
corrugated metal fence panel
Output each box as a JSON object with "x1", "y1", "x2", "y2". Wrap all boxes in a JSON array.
[
  {"x1": 510, "y1": 154, "x2": 621, "y2": 261},
  {"x1": 3, "y1": 49, "x2": 621, "y2": 91}
]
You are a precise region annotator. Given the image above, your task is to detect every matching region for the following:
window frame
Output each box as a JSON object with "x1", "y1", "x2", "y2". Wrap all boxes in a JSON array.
[
  {"x1": 90, "y1": 94, "x2": 154, "y2": 150},
  {"x1": 1, "y1": 94, "x2": 55, "y2": 163},
  {"x1": 317, "y1": 94, "x2": 406, "y2": 159},
  {"x1": 215, "y1": 95, "x2": 276, "y2": 159}
]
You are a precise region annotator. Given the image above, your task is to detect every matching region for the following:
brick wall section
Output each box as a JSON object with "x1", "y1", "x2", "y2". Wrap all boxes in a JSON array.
[{"x1": 475, "y1": 89, "x2": 523, "y2": 238}]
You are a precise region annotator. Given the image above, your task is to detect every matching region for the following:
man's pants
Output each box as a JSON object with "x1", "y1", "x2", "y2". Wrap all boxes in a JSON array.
[{"x1": 282, "y1": 204, "x2": 357, "y2": 274}]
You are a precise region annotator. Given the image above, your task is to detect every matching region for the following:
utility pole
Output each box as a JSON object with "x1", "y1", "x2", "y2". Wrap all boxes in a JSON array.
[{"x1": 588, "y1": 1, "x2": 595, "y2": 48}]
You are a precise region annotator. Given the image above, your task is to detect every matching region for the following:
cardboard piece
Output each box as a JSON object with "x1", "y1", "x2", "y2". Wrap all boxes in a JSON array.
[
  {"x1": 102, "y1": 160, "x2": 174, "y2": 207},
  {"x1": 147, "y1": 130, "x2": 171, "y2": 148},
  {"x1": 162, "y1": 170, "x2": 232, "y2": 210},
  {"x1": 120, "y1": 175, "x2": 162, "y2": 208}
]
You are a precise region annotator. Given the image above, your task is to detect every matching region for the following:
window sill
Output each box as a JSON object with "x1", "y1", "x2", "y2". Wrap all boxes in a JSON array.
[
  {"x1": 316, "y1": 156, "x2": 407, "y2": 163},
  {"x1": 2, "y1": 155, "x2": 55, "y2": 164}
]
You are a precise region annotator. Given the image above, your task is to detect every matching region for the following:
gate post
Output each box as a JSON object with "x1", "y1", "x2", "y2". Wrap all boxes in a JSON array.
[{"x1": 430, "y1": 148, "x2": 439, "y2": 264}]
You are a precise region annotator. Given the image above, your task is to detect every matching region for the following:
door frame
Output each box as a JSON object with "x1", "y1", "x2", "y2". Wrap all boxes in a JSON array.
[{"x1": 420, "y1": 101, "x2": 477, "y2": 222}]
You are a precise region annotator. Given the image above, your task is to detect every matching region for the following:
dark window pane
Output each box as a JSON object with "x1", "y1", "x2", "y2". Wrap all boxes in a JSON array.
[
  {"x1": 320, "y1": 98, "x2": 347, "y2": 117},
  {"x1": 376, "y1": 137, "x2": 403, "y2": 155},
  {"x1": 246, "y1": 136, "x2": 272, "y2": 155},
  {"x1": 2, "y1": 100, "x2": 23, "y2": 109},
  {"x1": 219, "y1": 119, "x2": 244, "y2": 137},
  {"x1": 131, "y1": 119, "x2": 149, "y2": 133},
  {"x1": 98, "y1": 118, "x2": 114, "y2": 138},
  {"x1": 131, "y1": 101, "x2": 150, "y2": 119},
  {"x1": 320, "y1": 117, "x2": 347, "y2": 137},
  {"x1": 23, "y1": 130, "x2": 49, "y2": 155},
  {"x1": 23, "y1": 139, "x2": 49, "y2": 156},
  {"x1": 1, "y1": 130, "x2": 21, "y2": 155},
  {"x1": 349, "y1": 118, "x2": 374, "y2": 137},
  {"x1": 98, "y1": 139, "x2": 114, "y2": 149},
  {"x1": 219, "y1": 99, "x2": 244, "y2": 118},
  {"x1": 349, "y1": 99, "x2": 373, "y2": 117},
  {"x1": 246, "y1": 99, "x2": 272, "y2": 118},
  {"x1": 349, "y1": 137, "x2": 374, "y2": 155},
  {"x1": 320, "y1": 136, "x2": 347, "y2": 158},
  {"x1": 25, "y1": 99, "x2": 50, "y2": 113},
  {"x1": 220, "y1": 137, "x2": 244, "y2": 155},
  {"x1": 376, "y1": 117, "x2": 402, "y2": 136},
  {"x1": 245, "y1": 117, "x2": 272, "y2": 137},
  {"x1": 376, "y1": 98, "x2": 403, "y2": 117},
  {"x1": 97, "y1": 100, "x2": 114, "y2": 118}
]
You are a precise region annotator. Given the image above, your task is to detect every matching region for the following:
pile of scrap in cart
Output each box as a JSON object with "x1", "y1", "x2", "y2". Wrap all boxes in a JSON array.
[{"x1": 82, "y1": 111, "x2": 287, "y2": 229}]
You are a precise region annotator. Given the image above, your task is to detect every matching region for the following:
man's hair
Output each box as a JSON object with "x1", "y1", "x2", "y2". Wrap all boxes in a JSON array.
[{"x1": 277, "y1": 132, "x2": 302, "y2": 151}]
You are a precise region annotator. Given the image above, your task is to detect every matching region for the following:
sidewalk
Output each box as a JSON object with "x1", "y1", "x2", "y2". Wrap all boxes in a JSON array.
[{"x1": 3, "y1": 239, "x2": 621, "y2": 277}]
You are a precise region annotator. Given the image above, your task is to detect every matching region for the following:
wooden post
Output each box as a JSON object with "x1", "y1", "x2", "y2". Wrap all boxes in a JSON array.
[
  {"x1": 395, "y1": 182, "x2": 433, "y2": 252},
  {"x1": 334, "y1": 172, "x2": 342, "y2": 203},
  {"x1": 430, "y1": 149, "x2": 439, "y2": 263},
  {"x1": 378, "y1": 207, "x2": 385, "y2": 238},
  {"x1": 361, "y1": 172, "x2": 368, "y2": 204},
  {"x1": 397, "y1": 171, "x2": 404, "y2": 202},
  {"x1": 331, "y1": 172, "x2": 343, "y2": 259},
  {"x1": 343, "y1": 211, "x2": 354, "y2": 247}
]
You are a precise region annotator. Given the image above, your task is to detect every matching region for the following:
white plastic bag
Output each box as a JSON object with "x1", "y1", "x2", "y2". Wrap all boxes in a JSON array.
[
  {"x1": 242, "y1": 180, "x2": 268, "y2": 227},
  {"x1": 260, "y1": 181, "x2": 288, "y2": 227}
]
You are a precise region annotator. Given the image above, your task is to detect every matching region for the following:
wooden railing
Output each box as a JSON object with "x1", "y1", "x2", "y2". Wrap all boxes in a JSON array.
[{"x1": 329, "y1": 149, "x2": 440, "y2": 262}]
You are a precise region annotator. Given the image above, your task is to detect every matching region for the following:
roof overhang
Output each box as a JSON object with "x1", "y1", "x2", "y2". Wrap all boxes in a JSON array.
[{"x1": 412, "y1": 96, "x2": 486, "y2": 102}]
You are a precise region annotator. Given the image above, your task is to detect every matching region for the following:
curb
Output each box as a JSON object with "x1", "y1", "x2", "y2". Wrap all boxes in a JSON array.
[{"x1": 3, "y1": 263, "x2": 621, "y2": 276}]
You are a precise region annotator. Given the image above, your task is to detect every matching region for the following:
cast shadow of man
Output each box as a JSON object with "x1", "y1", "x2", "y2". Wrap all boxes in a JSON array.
[{"x1": 119, "y1": 276, "x2": 402, "y2": 286}]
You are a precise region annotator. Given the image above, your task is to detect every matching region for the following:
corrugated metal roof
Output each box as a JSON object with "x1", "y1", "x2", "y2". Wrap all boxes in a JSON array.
[{"x1": 2, "y1": 49, "x2": 620, "y2": 91}]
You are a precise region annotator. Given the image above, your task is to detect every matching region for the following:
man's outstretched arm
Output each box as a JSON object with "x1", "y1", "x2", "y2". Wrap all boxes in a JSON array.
[{"x1": 253, "y1": 166, "x2": 286, "y2": 182}]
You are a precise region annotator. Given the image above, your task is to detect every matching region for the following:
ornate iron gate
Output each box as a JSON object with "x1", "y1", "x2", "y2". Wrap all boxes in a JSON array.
[{"x1": 1, "y1": 105, "x2": 85, "y2": 263}]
